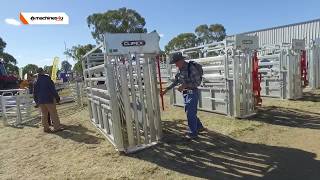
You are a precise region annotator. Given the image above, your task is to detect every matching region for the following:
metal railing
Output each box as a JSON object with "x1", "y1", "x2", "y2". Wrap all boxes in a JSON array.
[
  {"x1": 257, "y1": 41, "x2": 305, "y2": 99},
  {"x1": 307, "y1": 41, "x2": 320, "y2": 89},
  {"x1": 168, "y1": 37, "x2": 259, "y2": 118},
  {"x1": 0, "y1": 89, "x2": 37, "y2": 125},
  {"x1": 82, "y1": 33, "x2": 162, "y2": 153}
]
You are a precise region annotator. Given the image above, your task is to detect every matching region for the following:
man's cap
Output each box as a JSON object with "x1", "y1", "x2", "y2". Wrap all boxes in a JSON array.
[{"x1": 169, "y1": 52, "x2": 186, "y2": 64}]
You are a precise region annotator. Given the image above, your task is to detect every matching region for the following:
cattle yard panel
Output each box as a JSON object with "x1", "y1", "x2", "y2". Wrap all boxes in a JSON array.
[
  {"x1": 257, "y1": 39, "x2": 305, "y2": 99},
  {"x1": 0, "y1": 89, "x2": 36, "y2": 125},
  {"x1": 307, "y1": 40, "x2": 320, "y2": 89},
  {"x1": 168, "y1": 35, "x2": 260, "y2": 118},
  {"x1": 82, "y1": 32, "x2": 162, "y2": 153}
]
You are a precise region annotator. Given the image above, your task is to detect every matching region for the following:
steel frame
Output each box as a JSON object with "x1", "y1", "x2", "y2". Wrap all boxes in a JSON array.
[
  {"x1": 82, "y1": 33, "x2": 162, "y2": 154},
  {"x1": 307, "y1": 40, "x2": 320, "y2": 89},
  {"x1": 168, "y1": 36, "x2": 259, "y2": 118},
  {"x1": 257, "y1": 40, "x2": 305, "y2": 99},
  {"x1": 0, "y1": 89, "x2": 35, "y2": 125}
]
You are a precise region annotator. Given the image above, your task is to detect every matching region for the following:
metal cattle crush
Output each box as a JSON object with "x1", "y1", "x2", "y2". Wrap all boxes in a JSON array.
[
  {"x1": 257, "y1": 39, "x2": 306, "y2": 99},
  {"x1": 82, "y1": 32, "x2": 162, "y2": 153},
  {"x1": 307, "y1": 39, "x2": 320, "y2": 89},
  {"x1": 168, "y1": 35, "x2": 260, "y2": 118}
]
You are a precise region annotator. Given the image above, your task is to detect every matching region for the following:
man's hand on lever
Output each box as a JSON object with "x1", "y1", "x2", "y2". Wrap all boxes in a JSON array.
[{"x1": 178, "y1": 84, "x2": 187, "y2": 92}]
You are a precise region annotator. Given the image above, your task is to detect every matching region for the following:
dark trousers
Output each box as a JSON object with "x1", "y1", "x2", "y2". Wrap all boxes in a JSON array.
[{"x1": 183, "y1": 89, "x2": 203, "y2": 136}]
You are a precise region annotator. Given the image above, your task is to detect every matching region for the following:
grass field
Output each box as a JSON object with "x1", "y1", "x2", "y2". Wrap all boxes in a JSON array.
[{"x1": 1, "y1": 89, "x2": 320, "y2": 179}]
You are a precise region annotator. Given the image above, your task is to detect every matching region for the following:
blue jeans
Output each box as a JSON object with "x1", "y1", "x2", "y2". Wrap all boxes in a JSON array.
[{"x1": 183, "y1": 89, "x2": 203, "y2": 136}]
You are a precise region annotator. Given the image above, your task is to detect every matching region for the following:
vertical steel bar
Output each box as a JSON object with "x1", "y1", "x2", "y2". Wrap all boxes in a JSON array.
[
  {"x1": 76, "y1": 81, "x2": 81, "y2": 106},
  {"x1": 120, "y1": 64, "x2": 135, "y2": 148},
  {"x1": 135, "y1": 55, "x2": 149, "y2": 144},
  {"x1": 224, "y1": 52, "x2": 230, "y2": 116},
  {"x1": 16, "y1": 94, "x2": 22, "y2": 124},
  {"x1": 156, "y1": 55, "x2": 165, "y2": 110},
  {"x1": 128, "y1": 57, "x2": 140, "y2": 145},
  {"x1": 102, "y1": 108, "x2": 109, "y2": 133},
  {"x1": 97, "y1": 100, "x2": 104, "y2": 128},
  {"x1": 241, "y1": 51, "x2": 246, "y2": 117},
  {"x1": 233, "y1": 50, "x2": 240, "y2": 117},
  {"x1": 150, "y1": 58, "x2": 163, "y2": 140},
  {"x1": 143, "y1": 57, "x2": 156, "y2": 142},
  {"x1": 83, "y1": 57, "x2": 93, "y2": 119},
  {"x1": 1, "y1": 96, "x2": 8, "y2": 123},
  {"x1": 105, "y1": 57, "x2": 124, "y2": 151}
]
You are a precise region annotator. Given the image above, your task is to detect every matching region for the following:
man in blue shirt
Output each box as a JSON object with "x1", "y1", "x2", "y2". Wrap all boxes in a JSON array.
[
  {"x1": 34, "y1": 68, "x2": 63, "y2": 133},
  {"x1": 161, "y1": 52, "x2": 206, "y2": 139}
]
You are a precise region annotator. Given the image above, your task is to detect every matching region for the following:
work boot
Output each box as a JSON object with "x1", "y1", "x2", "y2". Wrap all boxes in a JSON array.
[
  {"x1": 184, "y1": 133, "x2": 198, "y2": 140},
  {"x1": 198, "y1": 127, "x2": 207, "y2": 133}
]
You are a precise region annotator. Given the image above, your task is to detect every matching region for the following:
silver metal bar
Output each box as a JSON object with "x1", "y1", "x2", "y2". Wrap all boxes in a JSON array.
[
  {"x1": 82, "y1": 44, "x2": 103, "y2": 58},
  {"x1": 85, "y1": 64, "x2": 105, "y2": 72},
  {"x1": 105, "y1": 60, "x2": 124, "y2": 151},
  {"x1": 135, "y1": 55, "x2": 149, "y2": 144},
  {"x1": 86, "y1": 77, "x2": 106, "y2": 81},
  {"x1": 143, "y1": 57, "x2": 156, "y2": 142},
  {"x1": 150, "y1": 58, "x2": 162, "y2": 140},
  {"x1": 128, "y1": 59, "x2": 140, "y2": 145},
  {"x1": 119, "y1": 64, "x2": 135, "y2": 148}
]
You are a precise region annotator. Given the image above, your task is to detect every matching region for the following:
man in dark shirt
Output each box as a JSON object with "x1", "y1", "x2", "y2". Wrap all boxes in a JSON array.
[
  {"x1": 34, "y1": 68, "x2": 63, "y2": 133},
  {"x1": 161, "y1": 52, "x2": 205, "y2": 139}
]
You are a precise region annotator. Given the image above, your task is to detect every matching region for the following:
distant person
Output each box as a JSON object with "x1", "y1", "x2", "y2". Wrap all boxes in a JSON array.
[
  {"x1": 27, "y1": 74, "x2": 35, "y2": 94},
  {"x1": 161, "y1": 52, "x2": 206, "y2": 139},
  {"x1": 33, "y1": 68, "x2": 63, "y2": 133}
]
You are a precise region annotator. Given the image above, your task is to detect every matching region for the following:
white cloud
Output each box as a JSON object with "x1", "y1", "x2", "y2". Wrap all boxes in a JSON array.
[
  {"x1": 4, "y1": 18, "x2": 21, "y2": 26},
  {"x1": 159, "y1": 33, "x2": 164, "y2": 38}
]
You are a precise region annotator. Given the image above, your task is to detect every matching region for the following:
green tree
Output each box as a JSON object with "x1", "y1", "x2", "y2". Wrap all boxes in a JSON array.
[
  {"x1": 61, "y1": 60, "x2": 72, "y2": 73},
  {"x1": 0, "y1": 37, "x2": 19, "y2": 75},
  {"x1": 195, "y1": 24, "x2": 211, "y2": 45},
  {"x1": 1, "y1": 52, "x2": 17, "y2": 65},
  {"x1": 0, "y1": 37, "x2": 6, "y2": 53},
  {"x1": 22, "y1": 64, "x2": 38, "y2": 77},
  {"x1": 73, "y1": 61, "x2": 83, "y2": 75},
  {"x1": 43, "y1": 65, "x2": 53, "y2": 76},
  {"x1": 209, "y1": 24, "x2": 226, "y2": 42},
  {"x1": 194, "y1": 24, "x2": 226, "y2": 44},
  {"x1": 64, "y1": 44, "x2": 100, "y2": 61},
  {"x1": 87, "y1": 7, "x2": 147, "y2": 42},
  {"x1": 5, "y1": 63, "x2": 19, "y2": 75},
  {"x1": 165, "y1": 33, "x2": 197, "y2": 53},
  {"x1": 64, "y1": 44, "x2": 102, "y2": 75}
]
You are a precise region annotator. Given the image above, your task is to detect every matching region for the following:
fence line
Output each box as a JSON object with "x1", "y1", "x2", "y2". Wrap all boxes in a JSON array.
[{"x1": 0, "y1": 89, "x2": 37, "y2": 125}]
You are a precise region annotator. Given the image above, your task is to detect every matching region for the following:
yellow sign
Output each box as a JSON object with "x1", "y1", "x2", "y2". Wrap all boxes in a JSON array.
[{"x1": 51, "y1": 57, "x2": 59, "y2": 82}]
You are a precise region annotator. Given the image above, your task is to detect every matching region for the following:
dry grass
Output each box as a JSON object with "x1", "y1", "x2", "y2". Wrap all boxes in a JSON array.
[{"x1": 0, "y1": 90, "x2": 320, "y2": 179}]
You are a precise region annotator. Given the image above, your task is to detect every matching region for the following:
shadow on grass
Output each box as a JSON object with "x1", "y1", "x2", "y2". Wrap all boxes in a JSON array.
[
  {"x1": 4, "y1": 116, "x2": 41, "y2": 129},
  {"x1": 130, "y1": 120, "x2": 320, "y2": 180},
  {"x1": 298, "y1": 91, "x2": 320, "y2": 102},
  {"x1": 248, "y1": 106, "x2": 320, "y2": 130},
  {"x1": 4, "y1": 104, "x2": 86, "y2": 129},
  {"x1": 56, "y1": 104, "x2": 86, "y2": 118},
  {"x1": 54, "y1": 124, "x2": 104, "y2": 144}
]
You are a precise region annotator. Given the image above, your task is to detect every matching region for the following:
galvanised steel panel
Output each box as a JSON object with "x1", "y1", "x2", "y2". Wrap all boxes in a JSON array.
[{"x1": 228, "y1": 19, "x2": 320, "y2": 46}]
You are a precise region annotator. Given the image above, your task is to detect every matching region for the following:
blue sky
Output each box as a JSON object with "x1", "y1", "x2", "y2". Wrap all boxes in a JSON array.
[{"x1": 1, "y1": 0, "x2": 319, "y2": 68}]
